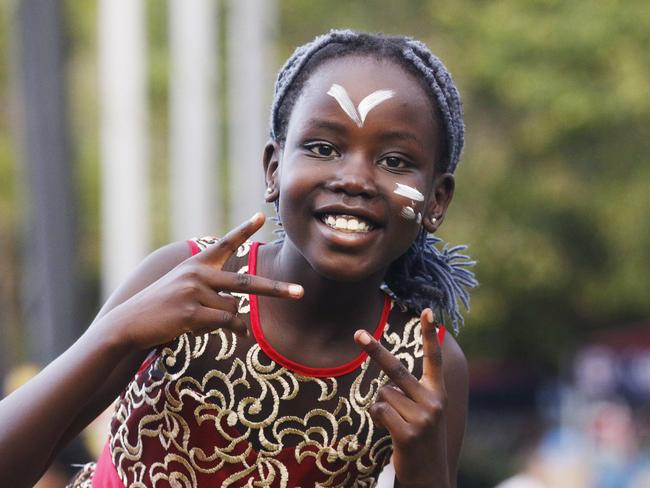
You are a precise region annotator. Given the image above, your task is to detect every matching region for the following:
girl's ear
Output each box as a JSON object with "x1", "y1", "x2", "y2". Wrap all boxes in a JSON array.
[
  {"x1": 423, "y1": 173, "x2": 455, "y2": 233},
  {"x1": 263, "y1": 140, "x2": 281, "y2": 202}
]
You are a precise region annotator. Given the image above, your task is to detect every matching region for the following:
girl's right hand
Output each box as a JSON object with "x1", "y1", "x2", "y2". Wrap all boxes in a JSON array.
[{"x1": 101, "y1": 212, "x2": 303, "y2": 350}]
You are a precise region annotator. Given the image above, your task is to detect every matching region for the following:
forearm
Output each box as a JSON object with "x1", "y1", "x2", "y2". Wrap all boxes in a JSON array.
[
  {"x1": 395, "y1": 478, "x2": 452, "y2": 488},
  {"x1": 43, "y1": 242, "x2": 194, "y2": 462},
  {"x1": 0, "y1": 320, "x2": 132, "y2": 486},
  {"x1": 48, "y1": 346, "x2": 148, "y2": 457}
]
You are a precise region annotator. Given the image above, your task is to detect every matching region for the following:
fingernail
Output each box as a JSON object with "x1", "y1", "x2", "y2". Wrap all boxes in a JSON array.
[
  {"x1": 250, "y1": 212, "x2": 264, "y2": 224},
  {"x1": 357, "y1": 330, "x2": 372, "y2": 346},
  {"x1": 426, "y1": 309, "x2": 434, "y2": 323},
  {"x1": 288, "y1": 284, "x2": 303, "y2": 298}
]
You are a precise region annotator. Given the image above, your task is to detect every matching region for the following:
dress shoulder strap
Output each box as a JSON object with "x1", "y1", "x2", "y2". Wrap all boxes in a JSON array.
[
  {"x1": 186, "y1": 235, "x2": 219, "y2": 256},
  {"x1": 186, "y1": 237, "x2": 253, "y2": 273}
]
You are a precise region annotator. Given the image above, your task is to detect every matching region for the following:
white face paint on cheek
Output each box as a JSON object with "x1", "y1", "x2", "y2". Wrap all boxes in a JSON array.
[
  {"x1": 400, "y1": 206, "x2": 422, "y2": 224},
  {"x1": 400, "y1": 206, "x2": 416, "y2": 220},
  {"x1": 394, "y1": 183, "x2": 425, "y2": 223},
  {"x1": 394, "y1": 183, "x2": 424, "y2": 202},
  {"x1": 326, "y1": 83, "x2": 394, "y2": 128}
]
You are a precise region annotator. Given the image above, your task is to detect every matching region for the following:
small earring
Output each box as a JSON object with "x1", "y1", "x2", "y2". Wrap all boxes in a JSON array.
[
  {"x1": 264, "y1": 187, "x2": 274, "y2": 197},
  {"x1": 430, "y1": 216, "x2": 438, "y2": 224}
]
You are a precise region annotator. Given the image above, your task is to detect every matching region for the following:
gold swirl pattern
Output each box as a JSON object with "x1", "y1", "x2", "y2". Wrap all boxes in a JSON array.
[
  {"x1": 104, "y1": 240, "x2": 426, "y2": 487},
  {"x1": 65, "y1": 463, "x2": 95, "y2": 487}
]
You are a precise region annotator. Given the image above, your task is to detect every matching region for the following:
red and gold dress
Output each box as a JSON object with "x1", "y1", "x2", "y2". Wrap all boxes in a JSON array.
[{"x1": 70, "y1": 240, "x2": 444, "y2": 488}]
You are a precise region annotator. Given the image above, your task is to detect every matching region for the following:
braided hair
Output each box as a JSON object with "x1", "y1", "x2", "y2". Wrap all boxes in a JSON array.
[{"x1": 269, "y1": 30, "x2": 477, "y2": 333}]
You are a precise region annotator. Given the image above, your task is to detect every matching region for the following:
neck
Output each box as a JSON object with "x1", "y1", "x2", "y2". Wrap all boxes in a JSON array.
[{"x1": 257, "y1": 240, "x2": 387, "y2": 340}]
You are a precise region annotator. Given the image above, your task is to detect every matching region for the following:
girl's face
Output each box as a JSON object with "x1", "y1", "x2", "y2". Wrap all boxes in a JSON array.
[{"x1": 266, "y1": 56, "x2": 453, "y2": 282}]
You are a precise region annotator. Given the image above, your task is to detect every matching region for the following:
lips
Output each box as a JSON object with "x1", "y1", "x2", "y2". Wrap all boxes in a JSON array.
[{"x1": 313, "y1": 203, "x2": 382, "y2": 236}]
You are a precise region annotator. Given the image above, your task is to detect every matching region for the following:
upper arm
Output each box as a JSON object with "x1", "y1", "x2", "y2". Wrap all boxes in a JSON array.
[
  {"x1": 84, "y1": 239, "x2": 194, "y2": 383},
  {"x1": 94, "y1": 240, "x2": 194, "y2": 322},
  {"x1": 441, "y1": 333, "x2": 469, "y2": 486}
]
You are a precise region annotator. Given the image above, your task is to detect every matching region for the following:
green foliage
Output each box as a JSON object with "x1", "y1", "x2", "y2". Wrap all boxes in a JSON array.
[
  {"x1": 0, "y1": 1, "x2": 17, "y2": 225},
  {"x1": 0, "y1": 1, "x2": 21, "y2": 279},
  {"x1": 64, "y1": 0, "x2": 100, "y2": 275},
  {"x1": 0, "y1": 2, "x2": 24, "y2": 366},
  {"x1": 426, "y1": 0, "x2": 650, "y2": 365},
  {"x1": 146, "y1": 0, "x2": 171, "y2": 247}
]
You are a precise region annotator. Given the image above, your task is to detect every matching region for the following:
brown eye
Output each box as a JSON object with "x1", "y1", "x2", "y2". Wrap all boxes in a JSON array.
[
  {"x1": 378, "y1": 156, "x2": 408, "y2": 169},
  {"x1": 305, "y1": 142, "x2": 340, "y2": 158}
]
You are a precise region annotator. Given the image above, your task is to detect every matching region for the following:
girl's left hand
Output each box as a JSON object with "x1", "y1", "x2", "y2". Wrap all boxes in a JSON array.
[{"x1": 354, "y1": 308, "x2": 449, "y2": 488}]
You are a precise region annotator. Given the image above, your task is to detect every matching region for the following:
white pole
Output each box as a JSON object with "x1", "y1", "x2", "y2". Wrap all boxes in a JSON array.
[
  {"x1": 98, "y1": 0, "x2": 150, "y2": 297},
  {"x1": 227, "y1": 0, "x2": 276, "y2": 232},
  {"x1": 169, "y1": 0, "x2": 219, "y2": 240}
]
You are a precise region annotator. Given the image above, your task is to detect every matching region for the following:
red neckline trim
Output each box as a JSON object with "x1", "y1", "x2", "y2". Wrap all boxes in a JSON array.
[{"x1": 248, "y1": 242, "x2": 391, "y2": 378}]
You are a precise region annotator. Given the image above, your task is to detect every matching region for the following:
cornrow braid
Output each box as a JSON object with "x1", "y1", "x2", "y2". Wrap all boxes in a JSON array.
[{"x1": 269, "y1": 29, "x2": 477, "y2": 333}]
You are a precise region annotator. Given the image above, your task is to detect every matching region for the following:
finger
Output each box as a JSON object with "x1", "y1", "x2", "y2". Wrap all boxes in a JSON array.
[
  {"x1": 354, "y1": 330, "x2": 421, "y2": 400},
  {"x1": 207, "y1": 270, "x2": 303, "y2": 299},
  {"x1": 420, "y1": 308, "x2": 444, "y2": 388},
  {"x1": 196, "y1": 212, "x2": 266, "y2": 267},
  {"x1": 375, "y1": 384, "x2": 420, "y2": 422},
  {"x1": 197, "y1": 288, "x2": 239, "y2": 316},
  {"x1": 368, "y1": 400, "x2": 408, "y2": 433},
  {"x1": 192, "y1": 306, "x2": 248, "y2": 337},
  {"x1": 218, "y1": 291, "x2": 240, "y2": 310}
]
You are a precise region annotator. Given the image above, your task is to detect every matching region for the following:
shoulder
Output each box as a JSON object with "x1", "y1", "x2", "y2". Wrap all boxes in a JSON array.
[
  {"x1": 95, "y1": 240, "x2": 195, "y2": 319},
  {"x1": 137, "y1": 235, "x2": 258, "y2": 279},
  {"x1": 440, "y1": 330, "x2": 468, "y2": 414},
  {"x1": 440, "y1": 330, "x2": 468, "y2": 482},
  {"x1": 136, "y1": 236, "x2": 252, "y2": 279},
  {"x1": 187, "y1": 237, "x2": 255, "y2": 273},
  {"x1": 137, "y1": 240, "x2": 198, "y2": 276},
  {"x1": 441, "y1": 332, "x2": 468, "y2": 386}
]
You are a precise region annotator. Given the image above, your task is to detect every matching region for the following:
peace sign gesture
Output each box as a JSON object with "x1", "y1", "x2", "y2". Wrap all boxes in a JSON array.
[
  {"x1": 354, "y1": 309, "x2": 451, "y2": 488},
  {"x1": 106, "y1": 213, "x2": 304, "y2": 350}
]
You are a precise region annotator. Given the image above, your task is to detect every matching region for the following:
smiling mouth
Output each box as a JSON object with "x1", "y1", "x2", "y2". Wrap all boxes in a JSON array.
[{"x1": 320, "y1": 214, "x2": 375, "y2": 233}]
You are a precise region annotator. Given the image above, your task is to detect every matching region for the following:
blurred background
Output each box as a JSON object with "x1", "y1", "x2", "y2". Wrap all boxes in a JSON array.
[{"x1": 0, "y1": 0, "x2": 648, "y2": 486}]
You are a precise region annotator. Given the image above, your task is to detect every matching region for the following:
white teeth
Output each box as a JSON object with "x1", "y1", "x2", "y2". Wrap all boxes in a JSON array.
[{"x1": 321, "y1": 214, "x2": 372, "y2": 233}]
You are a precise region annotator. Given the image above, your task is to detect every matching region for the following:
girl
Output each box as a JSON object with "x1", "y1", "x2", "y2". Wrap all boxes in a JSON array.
[{"x1": 0, "y1": 30, "x2": 476, "y2": 487}]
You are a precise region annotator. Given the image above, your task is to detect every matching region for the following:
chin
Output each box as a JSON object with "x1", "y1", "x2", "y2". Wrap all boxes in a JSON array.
[{"x1": 307, "y1": 254, "x2": 384, "y2": 284}]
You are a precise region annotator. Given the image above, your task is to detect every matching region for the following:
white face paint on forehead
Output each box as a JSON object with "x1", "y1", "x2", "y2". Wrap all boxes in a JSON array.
[{"x1": 326, "y1": 83, "x2": 394, "y2": 128}]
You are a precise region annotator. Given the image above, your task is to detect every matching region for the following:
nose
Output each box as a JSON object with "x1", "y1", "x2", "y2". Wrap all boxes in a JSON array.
[{"x1": 324, "y1": 152, "x2": 378, "y2": 198}]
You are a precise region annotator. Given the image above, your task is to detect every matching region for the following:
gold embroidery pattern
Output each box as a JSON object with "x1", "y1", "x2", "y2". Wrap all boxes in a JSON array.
[
  {"x1": 108, "y1": 240, "x2": 424, "y2": 487},
  {"x1": 66, "y1": 463, "x2": 95, "y2": 487}
]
